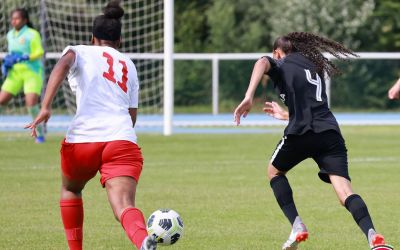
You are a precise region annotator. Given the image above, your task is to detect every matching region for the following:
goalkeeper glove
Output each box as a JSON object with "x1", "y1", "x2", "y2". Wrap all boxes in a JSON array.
[
  {"x1": 1, "y1": 54, "x2": 17, "y2": 78},
  {"x1": 3, "y1": 54, "x2": 18, "y2": 68},
  {"x1": 14, "y1": 54, "x2": 30, "y2": 63},
  {"x1": 1, "y1": 54, "x2": 29, "y2": 78}
]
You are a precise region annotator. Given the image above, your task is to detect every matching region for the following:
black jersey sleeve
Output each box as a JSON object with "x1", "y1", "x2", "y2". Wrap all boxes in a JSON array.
[{"x1": 263, "y1": 56, "x2": 283, "y2": 83}]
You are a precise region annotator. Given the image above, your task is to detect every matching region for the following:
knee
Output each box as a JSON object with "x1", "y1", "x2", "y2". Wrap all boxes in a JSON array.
[
  {"x1": 0, "y1": 93, "x2": 12, "y2": 106},
  {"x1": 0, "y1": 98, "x2": 7, "y2": 106},
  {"x1": 267, "y1": 163, "x2": 282, "y2": 181},
  {"x1": 61, "y1": 184, "x2": 83, "y2": 196}
]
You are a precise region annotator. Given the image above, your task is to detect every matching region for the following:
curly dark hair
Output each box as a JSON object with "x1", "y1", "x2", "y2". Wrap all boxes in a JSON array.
[{"x1": 273, "y1": 32, "x2": 358, "y2": 77}]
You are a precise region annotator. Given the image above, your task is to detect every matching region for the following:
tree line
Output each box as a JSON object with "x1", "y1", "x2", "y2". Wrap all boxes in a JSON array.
[{"x1": 174, "y1": 0, "x2": 400, "y2": 111}]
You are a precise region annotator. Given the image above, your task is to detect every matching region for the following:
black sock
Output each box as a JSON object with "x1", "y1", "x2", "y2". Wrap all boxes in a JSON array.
[
  {"x1": 344, "y1": 194, "x2": 374, "y2": 238},
  {"x1": 270, "y1": 175, "x2": 299, "y2": 225}
]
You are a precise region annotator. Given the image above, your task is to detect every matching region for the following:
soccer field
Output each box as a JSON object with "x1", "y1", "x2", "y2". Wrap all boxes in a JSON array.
[{"x1": 0, "y1": 126, "x2": 399, "y2": 249}]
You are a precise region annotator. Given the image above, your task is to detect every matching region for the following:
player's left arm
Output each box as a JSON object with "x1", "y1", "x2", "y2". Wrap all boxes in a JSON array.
[
  {"x1": 25, "y1": 50, "x2": 75, "y2": 136},
  {"x1": 28, "y1": 31, "x2": 44, "y2": 60}
]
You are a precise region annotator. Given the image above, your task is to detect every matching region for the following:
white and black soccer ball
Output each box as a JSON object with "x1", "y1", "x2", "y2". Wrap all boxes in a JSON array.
[{"x1": 146, "y1": 209, "x2": 184, "y2": 245}]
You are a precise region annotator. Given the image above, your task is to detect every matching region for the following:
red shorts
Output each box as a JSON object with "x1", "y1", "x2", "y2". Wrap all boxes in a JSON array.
[{"x1": 60, "y1": 140, "x2": 143, "y2": 187}]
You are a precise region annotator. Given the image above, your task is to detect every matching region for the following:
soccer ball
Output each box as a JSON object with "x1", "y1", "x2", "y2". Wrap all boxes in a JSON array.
[{"x1": 146, "y1": 209, "x2": 184, "y2": 245}]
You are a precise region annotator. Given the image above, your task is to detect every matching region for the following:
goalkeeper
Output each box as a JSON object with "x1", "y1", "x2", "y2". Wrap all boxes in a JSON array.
[{"x1": 0, "y1": 8, "x2": 45, "y2": 143}]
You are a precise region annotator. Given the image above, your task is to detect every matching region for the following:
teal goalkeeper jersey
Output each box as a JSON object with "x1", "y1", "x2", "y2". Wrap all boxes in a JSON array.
[{"x1": 7, "y1": 25, "x2": 44, "y2": 73}]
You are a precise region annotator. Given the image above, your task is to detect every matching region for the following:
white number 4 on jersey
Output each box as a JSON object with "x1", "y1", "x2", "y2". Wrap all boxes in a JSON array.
[{"x1": 305, "y1": 69, "x2": 322, "y2": 102}]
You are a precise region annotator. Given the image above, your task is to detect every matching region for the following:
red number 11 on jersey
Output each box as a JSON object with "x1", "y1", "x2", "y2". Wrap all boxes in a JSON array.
[{"x1": 102, "y1": 52, "x2": 128, "y2": 93}]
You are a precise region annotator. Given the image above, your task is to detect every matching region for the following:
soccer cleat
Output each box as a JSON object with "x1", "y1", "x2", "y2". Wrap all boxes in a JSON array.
[
  {"x1": 371, "y1": 246, "x2": 394, "y2": 250},
  {"x1": 35, "y1": 136, "x2": 45, "y2": 144},
  {"x1": 140, "y1": 235, "x2": 157, "y2": 250},
  {"x1": 369, "y1": 229, "x2": 393, "y2": 250},
  {"x1": 282, "y1": 216, "x2": 308, "y2": 250}
]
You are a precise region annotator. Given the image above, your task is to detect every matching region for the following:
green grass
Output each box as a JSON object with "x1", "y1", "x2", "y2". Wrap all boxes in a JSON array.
[{"x1": 0, "y1": 127, "x2": 399, "y2": 249}]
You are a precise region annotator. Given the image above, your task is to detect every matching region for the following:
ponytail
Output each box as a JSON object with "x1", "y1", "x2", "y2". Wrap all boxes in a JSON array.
[{"x1": 274, "y1": 32, "x2": 358, "y2": 77}]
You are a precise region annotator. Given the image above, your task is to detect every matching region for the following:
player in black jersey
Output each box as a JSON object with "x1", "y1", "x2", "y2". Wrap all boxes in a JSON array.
[{"x1": 234, "y1": 32, "x2": 393, "y2": 250}]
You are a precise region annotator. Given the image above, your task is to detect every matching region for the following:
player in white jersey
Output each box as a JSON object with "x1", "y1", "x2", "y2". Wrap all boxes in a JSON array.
[{"x1": 25, "y1": 1, "x2": 156, "y2": 250}]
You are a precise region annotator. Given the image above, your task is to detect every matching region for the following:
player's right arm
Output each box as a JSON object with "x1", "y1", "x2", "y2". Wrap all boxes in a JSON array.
[
  {"x1": 25, "y1": 50, "x2": 76, "y2": 136},
  {"x1": 234, "y1": 57, "x2": 271, "y2": 125},
  {"x1": 388, "y1": 78, "x2": 400, "y2": 100},
  {"x1": 28, "y1": 30, "x2": 44, "y2": 61}
]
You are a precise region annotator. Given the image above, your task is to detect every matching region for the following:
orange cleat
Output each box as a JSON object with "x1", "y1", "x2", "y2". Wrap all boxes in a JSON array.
[
  {"x1": 369, "y1": 230, "x2": 393, "y2": 250},
  {"x1": 282, "y1": 217, "x2": 308, "y2": 250}
]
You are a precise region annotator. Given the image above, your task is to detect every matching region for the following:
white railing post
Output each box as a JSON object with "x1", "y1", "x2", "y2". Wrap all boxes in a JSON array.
[
  {"x1": 212, "y1": 56, "x2": 219, "y2": 115},
  {"x1": 163, "y1": 0, "x2": 174, "y2": 135}
]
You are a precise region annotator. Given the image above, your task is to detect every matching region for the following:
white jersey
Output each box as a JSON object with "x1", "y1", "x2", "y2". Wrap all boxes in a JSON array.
[{"x1": 62, "y1": 45, "x2": 139, "y2": 143}]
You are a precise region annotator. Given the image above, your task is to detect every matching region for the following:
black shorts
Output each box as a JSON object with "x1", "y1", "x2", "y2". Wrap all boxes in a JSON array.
[{"x1": 270, "y1": 129, "x2": 350, "y2": 183}]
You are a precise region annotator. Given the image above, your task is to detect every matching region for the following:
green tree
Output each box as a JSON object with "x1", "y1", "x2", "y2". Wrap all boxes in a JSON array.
[
  {"x1": 174, "y1": 0, "x2": 273, "y2": 106},
  {"x1": 172, "y1": 0, "x2": 400, "y2": 110},
  {"x1": 175, "y1": 1, "x2": 210, "y2": 53},
  {"x1": 206, "y1": 0, "x2": 271, "y2": 52},
  {"x1": 357, "y1": 0, "x2": 400, "y2": 51},
  {"x1": 205, "y1": 0, "x2": 273, "y2": 104},
  {"x1": 268, "y1": 0, "x2": 375, "y2": 49},
  {"x1": 333, "y1": 0, "x2": 400, "y2": 110},
  {"x1": 331, "y1": 60, "x2": 400, "y2": 110},
  {"x1": 174, "y1": 1, "x2": 212, "y2": 106}
]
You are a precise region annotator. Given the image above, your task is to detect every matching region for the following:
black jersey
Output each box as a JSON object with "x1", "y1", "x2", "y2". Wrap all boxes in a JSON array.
[{"x1": 265, "y1": 52, "x2": 340, "y2": 136}]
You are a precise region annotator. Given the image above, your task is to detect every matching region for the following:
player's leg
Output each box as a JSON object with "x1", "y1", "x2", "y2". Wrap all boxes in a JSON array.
[
  {"x1": 0, "y1": 69, "x2": 23, "y2": 111},
  {"x1": 268, "y1": 164, "x2": 298, "y2": 225},
  {"x1": 269, "y1": 135, "x2": 309, "y2": 249},
  {"x1": 329, "y1": 175, "x2": 392, "y2": 249},
  {"x1": 105, "y1": 176, "x2": 153, "y2": 249},
  {"x1": 60, "y1": 140, "x2": 103, "y2": 250},
  {"x1": 24, "y1": 70, "x2": 45, "y2": 143},
  {"x1": 60, "y1": 174, "x2": 88, "y2": 250},
  {"x1": 314, "y1": 130, "x2": 391, "y2": 249},
  {"x1": 0, "y1": 91, "x2": 14, "y2": 108},
  {"x1": 269, "y1": 164, "x2": 308, "y2": 250},
  {"x1": 329, "y1": 175, "x2": 374, "y2": 235},
  {"x1": 101, "y1": 140, "x2": 154, "y2": 250}
]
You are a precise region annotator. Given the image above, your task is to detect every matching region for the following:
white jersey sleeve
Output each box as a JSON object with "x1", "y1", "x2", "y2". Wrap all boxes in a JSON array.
[
  {"x1": 62, "y1": 45, "x2": 139, "y2": 143},
  {"x1": 127, "y1": 61, "x2": 139, "y2": 108},
  {"x1": 61, "y1": 46, "x2": 80, "y2": 94}
]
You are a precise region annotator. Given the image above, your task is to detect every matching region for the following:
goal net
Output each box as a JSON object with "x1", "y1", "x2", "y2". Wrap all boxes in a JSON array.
[{"x1": 0, "y1": 0, "x2": 164, "y2": 115}]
